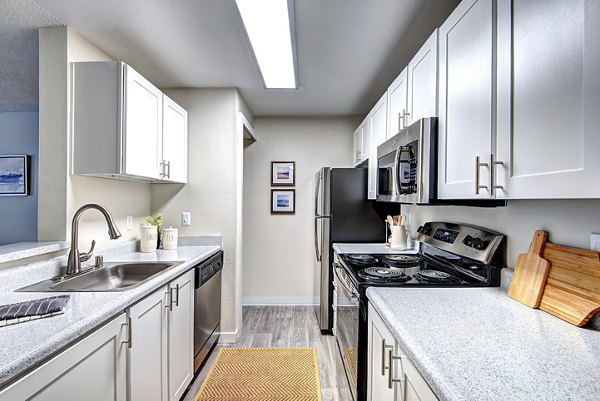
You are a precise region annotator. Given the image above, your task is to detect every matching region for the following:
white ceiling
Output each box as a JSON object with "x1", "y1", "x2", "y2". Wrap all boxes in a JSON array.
[
  {"x1": 3, "y1": 0, "x2": 460, "y2": 116},
  {"x1": 0, "y1": 0, "x2": 62, "y2": 112}
]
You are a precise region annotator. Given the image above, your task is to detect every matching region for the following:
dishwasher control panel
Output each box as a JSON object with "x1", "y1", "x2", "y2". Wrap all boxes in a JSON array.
[{"x1": 196, "y1": 251, "x2": 224, "y2": 287}]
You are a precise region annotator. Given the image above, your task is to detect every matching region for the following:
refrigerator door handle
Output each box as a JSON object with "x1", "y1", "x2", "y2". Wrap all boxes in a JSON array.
[
  {"x1": 314, "y1": 171, "x2": 323, "y2": 261},
  {"x1": 314, "y1": 215, "x2": 327, "y2": 261}
]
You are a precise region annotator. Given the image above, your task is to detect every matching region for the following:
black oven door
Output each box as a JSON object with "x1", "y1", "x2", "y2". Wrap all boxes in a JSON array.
[{"x1": 333, "y1": 263, "x2": 360, "y2": 400}]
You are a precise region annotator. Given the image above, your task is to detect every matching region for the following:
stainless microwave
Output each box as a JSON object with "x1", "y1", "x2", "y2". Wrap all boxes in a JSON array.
[{"x1": 376, "y1": 117, "x2": 437, "y2": 204}]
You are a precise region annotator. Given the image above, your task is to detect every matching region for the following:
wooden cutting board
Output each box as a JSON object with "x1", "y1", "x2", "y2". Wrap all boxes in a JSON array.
[
  {"x1": 509, "y1": 230, "x2": 600, "y2": 327},
  {"x1": 539, "y1": 242, "x2": 600, "y2": 326},
  {"x1": 508, "y1": 230, "x2": 551, "y2": 307}
]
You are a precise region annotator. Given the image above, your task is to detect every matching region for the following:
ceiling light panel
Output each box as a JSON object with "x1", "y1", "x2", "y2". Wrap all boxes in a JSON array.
[{"x1": 235, "y1": 0, "x2": 297, "y2": 89}]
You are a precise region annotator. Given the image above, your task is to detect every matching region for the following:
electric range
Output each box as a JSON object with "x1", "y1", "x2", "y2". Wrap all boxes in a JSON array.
[{"x1": 332, "y1": 222, "x2": 505, "y2": 401}]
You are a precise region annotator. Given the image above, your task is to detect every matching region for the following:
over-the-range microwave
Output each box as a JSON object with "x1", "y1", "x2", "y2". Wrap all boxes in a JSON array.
[{"x1": 376, "y1": 117, "x2": 437, "y2": 204}]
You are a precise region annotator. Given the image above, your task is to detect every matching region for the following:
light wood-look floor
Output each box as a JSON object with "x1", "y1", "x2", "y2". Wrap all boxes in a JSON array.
[{"x1": 183, "y1": 306, "x2": 353, "y2": 401}]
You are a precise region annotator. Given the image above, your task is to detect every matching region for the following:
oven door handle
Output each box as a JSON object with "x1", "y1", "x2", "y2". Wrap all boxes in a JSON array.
[{"x1": 333, "y1": 263, "x2": 359, "y2": 300}]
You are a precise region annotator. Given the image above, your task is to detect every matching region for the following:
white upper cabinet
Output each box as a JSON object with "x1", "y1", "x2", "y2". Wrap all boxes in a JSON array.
[
  {"x1": 123, "y1": 65, "x2": 163, "y2": 180},
  {"x1": 495, "y1": 0, "x2": 600, "y2": 199},
  {"x1": 72, "y1": 61, "x2": 188, "y2": 183},
  {"x1": 368, "y1": 93, "x2": 388, "y2": 199},
  {"x1": 438, "y1": 0, "x2": 494, "y2": 199},
  {"x1": 353, "y1": 124, "x2": 364, "y2": 165},
  {"x1": 407, "y1": 31, "x2": 438, "y2": 125},
  {"x1": 162, "y1": 95, "x2": 188, "y2": 183},
  {"x1": 387, "y1": 67, "x2": 408, "y2": 139}
]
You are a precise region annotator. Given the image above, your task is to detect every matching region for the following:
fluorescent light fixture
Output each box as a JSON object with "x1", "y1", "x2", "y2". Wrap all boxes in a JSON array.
[{"x1": 235, "y1": 0, "x2": 297, "y2": 89}]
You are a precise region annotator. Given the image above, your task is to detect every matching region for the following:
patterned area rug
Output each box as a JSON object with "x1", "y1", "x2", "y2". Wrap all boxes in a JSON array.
[
  {"x1": 343, "y1": 348, "x2": 358, "y2": 389},
  {"x1": 195, "y1": 348, "x2": 322, "y2": 401}
]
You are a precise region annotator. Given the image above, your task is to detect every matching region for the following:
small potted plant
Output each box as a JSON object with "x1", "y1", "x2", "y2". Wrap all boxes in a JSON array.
[{"x1": 145, "y1": 213, "x2": 164, "y2": 248}]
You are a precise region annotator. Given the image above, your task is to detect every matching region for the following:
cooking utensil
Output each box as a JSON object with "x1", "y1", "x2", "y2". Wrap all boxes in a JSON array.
[
  {"x1": 508, "y1": 230, "x2": 550, "y2": 307},
  {"x1": 386, "y1": 215, "x2": 395, "y2": 226}
]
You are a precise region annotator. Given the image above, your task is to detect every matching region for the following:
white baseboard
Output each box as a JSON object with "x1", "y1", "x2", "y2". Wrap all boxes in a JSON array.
[
  {"x1": 241, "y1": 297, "x2": 319, "y2": 306},
  {"x1": 219, "y1": 329, "x2": 239, "y2": 343}
]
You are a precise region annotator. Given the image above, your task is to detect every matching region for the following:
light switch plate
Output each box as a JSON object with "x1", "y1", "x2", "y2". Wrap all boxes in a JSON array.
[
  {"x1": 591, "y1": 233, "x2": 600, "y2": 252},
  {"x1": 126, "y1": 216, "x2": 133, "y2": 231},
  {"x1": 182, "y1": 212, "x2": 191, "y2": 226}
]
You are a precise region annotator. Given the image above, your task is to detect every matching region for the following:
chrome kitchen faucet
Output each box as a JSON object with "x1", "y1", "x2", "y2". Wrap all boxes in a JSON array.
[{"x1": 66, "y1": 204, "x2": 121, "y2": 276}]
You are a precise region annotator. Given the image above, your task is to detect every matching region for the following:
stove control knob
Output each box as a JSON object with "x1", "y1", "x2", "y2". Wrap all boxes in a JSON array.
[
  {"x1": 462, "y1": 235, "x2": 474, "y2": 247},
  {"x1": 472, "y1": 238, "x2": 488, "y2": 250},
  {"x1": 418, "y1": 225, "x2": 433, "y2": 236}
]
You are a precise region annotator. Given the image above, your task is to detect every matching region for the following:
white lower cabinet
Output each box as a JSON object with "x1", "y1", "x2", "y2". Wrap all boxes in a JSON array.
[
  {"x1": 129, "y1": 269, "x2": 195, "y2": 401},
  {"x1": 0, "y1": 314, "x2": 128, "y2": 401},
  {"x1": 368, "y1": 303, "x2": 438, "y2": 401}
]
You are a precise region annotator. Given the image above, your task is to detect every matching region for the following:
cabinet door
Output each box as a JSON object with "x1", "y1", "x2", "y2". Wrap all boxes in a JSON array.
[
  {"x1": 398, "y1": 357, "x2": 438, "y2": 401},
  {"x1": 167, "y1": 270, "x2": 195, "y2": 401},
  {"x1": 368, "y1": 94, "x2": 387, "y2": 199},
  {"x1": 162, "y1": 95, "x2": 188, "y2": 183},
  {"x1": 407, "y1": 31, "x2": 438, "y2": 125},
  {"x1": 129, "y1": 285, "x2": 169, "y2": 401},
  {"x1": 123, "y1": 64, "x2": 163, "y2": 179},
  {"x1": 0, "y1": 314, "x2": 127, "y2": 401},
  {"x1": 387, "y1": 68, "x2": 408, "y2": 139},
  {"x1": 496, "y1": 0, "x2": 600, "y2": 199},
  {"x1": 437, "y1": 0, "x2": 494, "y2": 199},
  {"x1": 353, "y1": 126, "x2": 363, "y2": 165},
  {"x1": 367, "y1": 304, "x2": 397, "y2": 401}
]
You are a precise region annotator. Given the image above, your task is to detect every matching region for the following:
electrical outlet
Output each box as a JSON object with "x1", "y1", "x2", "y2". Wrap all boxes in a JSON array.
[
  {"x1": 591, "y1": 233, "x2": 600, "y2": 252},
  {"x1": 182, "y1": 212, "x2": 191, "y2": 226},
  {"x1": 126, "y1": 216, "x2": 133, "y2": 231}
]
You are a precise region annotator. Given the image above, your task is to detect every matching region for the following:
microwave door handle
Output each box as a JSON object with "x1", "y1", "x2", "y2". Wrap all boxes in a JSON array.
[{"x1": 394, "y1": 146, "x2": 402, "y2": 195}]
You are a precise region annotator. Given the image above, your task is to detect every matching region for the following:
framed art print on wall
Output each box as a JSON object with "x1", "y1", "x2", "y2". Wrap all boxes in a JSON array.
[
  {"x1": 271, "y1": 189, "x2": 295, "y2": 214},
  {"x1": 0, "y1": 155, "x2": 28, "y2": 196},
  {"x1": 271, "y1": 161, "x2": 295, "y2": 186}
]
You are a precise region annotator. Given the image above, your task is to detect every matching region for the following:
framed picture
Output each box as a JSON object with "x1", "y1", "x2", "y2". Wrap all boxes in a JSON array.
[
  {"x1": 0, "y1": 155, "x2": 28, "y2": 196},
  {"x1": 271, "y1": 189, "x2": 295, "y2": 214},
  {"x1": 271, "y1": 161, "x2": 295, "y2": 186}
]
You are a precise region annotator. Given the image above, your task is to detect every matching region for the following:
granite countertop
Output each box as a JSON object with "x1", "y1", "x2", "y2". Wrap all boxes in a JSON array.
[
  {"x1": 0, "y1": 242, "x2": 70, "y2": 264},
  {"x1": 0, "y1": 244, "x2": 221, "y2": 388},
  {"x1": 332, "y1": 242, "x2": 419, "y2": 255},
  {"x1": 367, "y1": 287, "x2": 600, "y2": 401}
]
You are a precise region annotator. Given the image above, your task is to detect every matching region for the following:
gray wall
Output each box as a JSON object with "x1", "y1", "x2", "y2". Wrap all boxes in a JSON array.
[
  {"x1": 404, "y1": 200, "x2": 600, "y2": 267},
  {"x1": 0, "y1": 112, "x2": 39, "y2": 244}
]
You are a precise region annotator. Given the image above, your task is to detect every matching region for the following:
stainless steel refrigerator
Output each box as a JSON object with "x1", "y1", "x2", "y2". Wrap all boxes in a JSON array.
[{"x1": 314, "y1": 167, "x2": 397, "y2": 334}]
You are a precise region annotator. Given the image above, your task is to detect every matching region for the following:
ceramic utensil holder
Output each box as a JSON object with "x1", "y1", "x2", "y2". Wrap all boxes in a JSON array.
[
  {"x1": 162, "y1": 227, "x2": 178, "y2": 250},
  {"x1": 140, "y1": 225, "x2": 158, "y2": 253},
  {"x1": 390, "y1": 225, "x2": 408, "y2": 250}
]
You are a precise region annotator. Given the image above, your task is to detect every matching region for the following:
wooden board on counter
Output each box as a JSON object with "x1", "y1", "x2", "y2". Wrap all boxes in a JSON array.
[{"x1": 510, "y1": 230, "x2": 600, "y2": 327}]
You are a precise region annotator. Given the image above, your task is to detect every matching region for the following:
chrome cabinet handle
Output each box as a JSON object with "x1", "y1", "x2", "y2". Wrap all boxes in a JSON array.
[
  {"x1": 165, "y1": 289, "x2": 173, "y2": 311},
  {"x1": 381, "y1": 339, "x2": 394, "y2": 375},
  {"x1": 388, "y1": 350, "x2": 403, "y2": 389},
  {"x1": 490, "y1": 153, "x2": 504, "y2": 196},
  {"x1": 403, "y1": 111, "x2": 411, "y2": 128},
  {"x1": 475, "y1": 156, "x2": 489, "y2": 195},
  {"x1": 165, "y1": 161, "x2": 171, "y2": 179},
  {"x1": 173, "y1": 284, "x2": 180, "y2": 307},
  {"x1": 121, "y1": 317, "x2": 132, "y2": 349}
]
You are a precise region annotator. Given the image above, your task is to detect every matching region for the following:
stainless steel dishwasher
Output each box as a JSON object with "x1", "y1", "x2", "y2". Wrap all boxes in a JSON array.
[{"x1": 194, "y1": 251, "x2": 223, "y2": 372}]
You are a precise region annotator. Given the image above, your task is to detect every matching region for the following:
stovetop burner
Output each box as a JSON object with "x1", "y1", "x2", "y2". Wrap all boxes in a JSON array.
[
  {"x1": 381, "y1": 254, "x2": 420, "y2": 268},
  {"x1": 415, "y1": 269, "x2": 461, "y2": 284},
  {"x1": 358, "y1": 267, "x2": 411, "y2": 282},
  {"x1": 344, "y1": 254, "x2": 378, "y2": 266}
]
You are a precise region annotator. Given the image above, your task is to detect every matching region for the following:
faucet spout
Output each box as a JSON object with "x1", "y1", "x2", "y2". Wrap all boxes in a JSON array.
[{"x1": 66, "y1": 204, "x2": 122, "y2": 276}]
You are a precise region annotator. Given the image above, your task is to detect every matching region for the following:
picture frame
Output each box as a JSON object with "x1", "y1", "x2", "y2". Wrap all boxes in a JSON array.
[
  {"x1": 0, "y1": 155, "x2": 28, "y2": 196},
  {"x1": 271, "y1": 189, "x2": 295, "y2": 214},
  {"x1": 271, "y1": 161, "x2": 295, "y2": 186}
]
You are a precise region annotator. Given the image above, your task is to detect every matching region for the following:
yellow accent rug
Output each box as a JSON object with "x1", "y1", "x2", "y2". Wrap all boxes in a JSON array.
[
  {"x1": 195, "y1": 348, "x2": 322, "y2": 401},
  {"x1": 343, "y1": 348, "x2": 358, "y2": 389}
]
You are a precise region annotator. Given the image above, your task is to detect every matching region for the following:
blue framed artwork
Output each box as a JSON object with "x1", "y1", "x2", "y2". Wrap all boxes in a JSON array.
[
  {"x1": 0, "y1": 155, "x2": 28, "y2": 196},
  {"x1": 271, "y1": 189, "x2": 295, "y2": 214}
]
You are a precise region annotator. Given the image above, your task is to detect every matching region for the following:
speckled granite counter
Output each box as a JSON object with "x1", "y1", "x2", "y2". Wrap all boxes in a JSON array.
[
  {"x1": 332, "y1": 243, "x2": 419, "y2": 255},
  {"x1": 0, "y1": 244, "x2": 220, "y2": 388},
  {"x1": 367, "y1": 287, "x2": 600, "y2": 401}
]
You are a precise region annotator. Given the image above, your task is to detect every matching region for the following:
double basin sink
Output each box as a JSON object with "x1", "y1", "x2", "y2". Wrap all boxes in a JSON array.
[{"x1": 18, "y1": 261, "x2": 182, "y2": 292}]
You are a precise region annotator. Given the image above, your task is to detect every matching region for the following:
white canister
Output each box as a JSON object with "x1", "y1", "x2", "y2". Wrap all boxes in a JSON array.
[
  {"x1": 390, "y1": 225, "x2": 408, "y2": 250},
  {"x1": 140, "y1": 225, "x2": 158, "y2": 253},
  {"x1": 162, "y1": 227, "x2": 178, "y2": 250}
]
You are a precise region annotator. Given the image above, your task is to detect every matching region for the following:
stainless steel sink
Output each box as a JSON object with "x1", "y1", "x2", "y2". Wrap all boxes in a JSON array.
[{"x1": 17, "y1": 261, "x2": 182, "y2": 292}]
